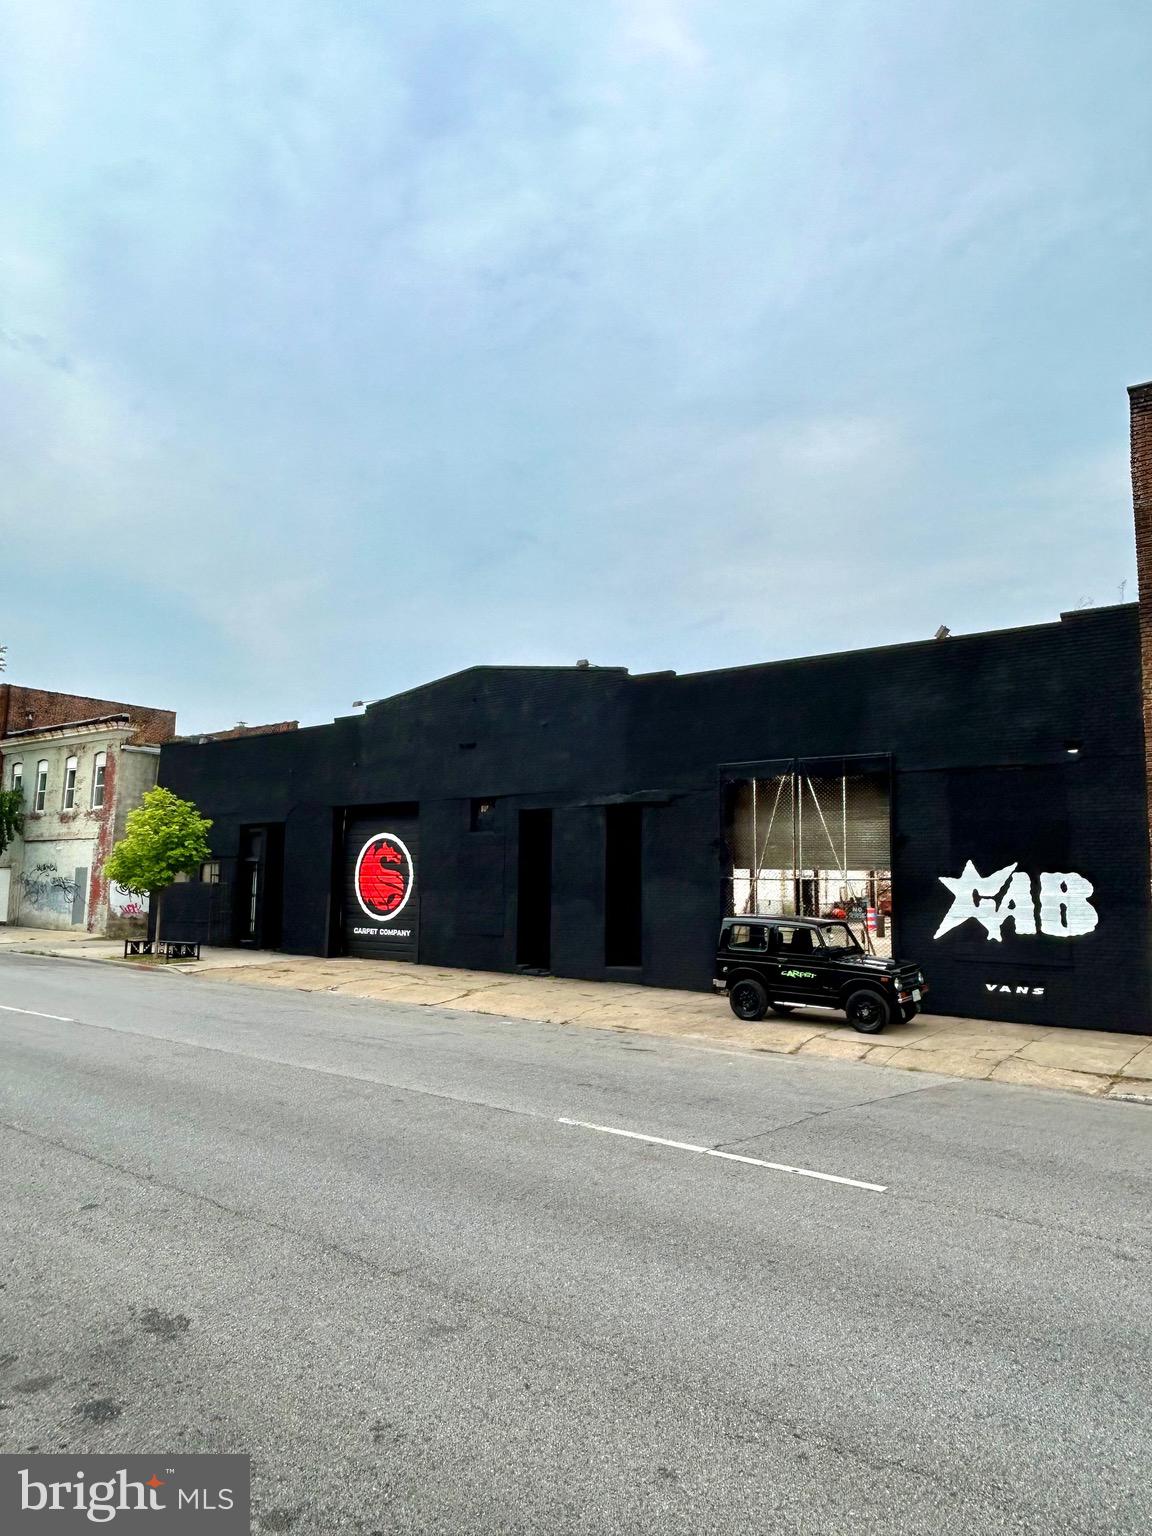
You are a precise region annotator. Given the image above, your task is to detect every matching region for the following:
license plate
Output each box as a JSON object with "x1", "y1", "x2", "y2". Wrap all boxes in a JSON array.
[{"x1": 912, "y1": 988, "x2": 921, "y2": 1001}]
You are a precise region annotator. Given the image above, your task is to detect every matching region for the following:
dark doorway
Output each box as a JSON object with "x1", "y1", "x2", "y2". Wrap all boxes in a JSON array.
[
  {"x1": 516, "y1": 809, "x2": 552, "y2": 969},
  {"x1": 235, "y1": 825, "x2": 284, "y2": 948},
  {"x1": 604, "y1": 804, "x2": 643, "y2": 967}
]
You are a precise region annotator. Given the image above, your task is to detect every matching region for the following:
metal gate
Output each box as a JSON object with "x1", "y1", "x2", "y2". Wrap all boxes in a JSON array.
[{"x1": 724, "y1": 759, "x2": 893, "y2": 956}]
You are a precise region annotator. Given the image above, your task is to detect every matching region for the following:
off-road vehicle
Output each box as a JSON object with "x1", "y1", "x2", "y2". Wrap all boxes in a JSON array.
[{"x1": 714, "y1": 915, "x2": 927, "y2": 1033}]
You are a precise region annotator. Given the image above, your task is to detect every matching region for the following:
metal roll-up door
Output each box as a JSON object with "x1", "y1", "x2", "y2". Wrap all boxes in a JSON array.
[{"x1": 343, "y1": 815, "x2": 420, "y2": 961}]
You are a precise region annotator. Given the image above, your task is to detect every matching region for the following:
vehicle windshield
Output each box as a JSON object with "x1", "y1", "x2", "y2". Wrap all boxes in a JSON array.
[{"x1": 819, "y1": 922, "x2": 864, "y2": 953}]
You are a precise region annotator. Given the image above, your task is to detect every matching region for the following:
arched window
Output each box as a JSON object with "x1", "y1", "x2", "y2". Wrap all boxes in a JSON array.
[
  {"x1": 91, "y1": 751, "x2": 107, "y2": 809},
  {"x1": 62, "y1": 756, "x2": 78, "y2": 810},
  {"x1": 34, "y1": 761, "x2": 48, "y2": 812},
  {"x1": 10, "y1": 761, "x2": 22, "y2": 794}
]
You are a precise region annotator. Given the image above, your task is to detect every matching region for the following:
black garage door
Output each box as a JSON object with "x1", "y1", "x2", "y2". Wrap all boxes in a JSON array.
[{"x1": 342, "y1": 814, "x2": 420, "y2": 961}]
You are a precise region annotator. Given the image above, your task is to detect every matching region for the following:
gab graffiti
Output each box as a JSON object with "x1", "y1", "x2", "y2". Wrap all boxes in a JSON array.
[{"x1": 935, "y1": 862, "x2": 1097, "y2": 941}]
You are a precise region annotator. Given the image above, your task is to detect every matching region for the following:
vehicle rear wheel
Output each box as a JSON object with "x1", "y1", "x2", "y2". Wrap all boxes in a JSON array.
[
  {"x1": 729, "y1": 978, "x2": 769, "y2": 1022},
  {"x1": 845, "y1": 988, "x2": 891, "y2": 1034},
  {"x1": 769, "y1": 1003, "x2": 797, "y2": 1016}
]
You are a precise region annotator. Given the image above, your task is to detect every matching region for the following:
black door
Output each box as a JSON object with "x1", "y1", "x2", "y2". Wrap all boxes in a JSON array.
[
  {"x1": 342, "y1": 814, "x2": 420, "y2": 961},
  {"x1": 234, "y1": 826, "x2": 284, "y2": 949},
  {"x1": 604, "y1": 804, "x2": 643, "y2": 967},
  {"x1": 724, "y1": 922, "x2": 776, "y2": 994},
  {"x1": 516, "y1": 809, "x2": 552, "y2": 969},
  {"x1": 772, "y1": 924, "x2": 838, "y2": 1006}
]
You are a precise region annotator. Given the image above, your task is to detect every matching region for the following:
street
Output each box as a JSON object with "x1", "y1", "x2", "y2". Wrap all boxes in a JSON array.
[{"x1": 1, "y1": 953, "x2": 1149, "y2": 1534}]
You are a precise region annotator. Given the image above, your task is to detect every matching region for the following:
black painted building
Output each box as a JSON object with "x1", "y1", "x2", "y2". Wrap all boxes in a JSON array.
[{"x1": 158, "y1": 601, "x2": 1151, "y2": 1033}]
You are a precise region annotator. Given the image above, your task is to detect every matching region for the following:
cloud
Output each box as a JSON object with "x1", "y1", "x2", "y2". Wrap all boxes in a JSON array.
[
  {"x1": 0, "y1": 1, "x2": 1146, "y2": 729},
  {"x1": 0, "y1": 0, "x2": 93, "y2": 150},
  {"x1": 615, "y1": 0, "x2": 704, "y2": 66}
]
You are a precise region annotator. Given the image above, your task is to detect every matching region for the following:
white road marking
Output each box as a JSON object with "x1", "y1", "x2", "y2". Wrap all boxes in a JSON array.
[
  {"x1": 556, "y1": 1117, "x2": 887, "y2": 1192},
  {"x1": 0, "y1": 1003, "x2": 75, "y2": 1022}
]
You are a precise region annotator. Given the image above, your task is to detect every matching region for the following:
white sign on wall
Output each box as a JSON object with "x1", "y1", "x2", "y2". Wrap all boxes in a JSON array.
[{"x1": 935, "y1": 862, "x2": 1097, "y2": 941}]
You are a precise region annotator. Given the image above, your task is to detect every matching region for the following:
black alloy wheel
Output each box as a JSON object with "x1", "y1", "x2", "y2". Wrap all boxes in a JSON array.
[
  {"x1": 845, "y1": 988, "x2": 892, "y2": 1034},
  {"x1": 729, "y1": 978, "x2": 769, "y2": 1022}
]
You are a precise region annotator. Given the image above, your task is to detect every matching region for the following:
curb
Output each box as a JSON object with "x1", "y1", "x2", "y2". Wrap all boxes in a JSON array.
[{"x1": 7, "y1": 944, "x2": 1152, "y2": 1104}]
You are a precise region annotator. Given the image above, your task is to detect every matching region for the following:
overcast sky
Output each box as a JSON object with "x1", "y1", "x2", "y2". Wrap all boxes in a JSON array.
[{"x1": 2, "y1": 1, "x2": 1150, "y2": 732}]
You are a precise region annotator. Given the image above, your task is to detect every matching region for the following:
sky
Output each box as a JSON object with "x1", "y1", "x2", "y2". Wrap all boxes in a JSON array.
[{"x1": 1, "y1": 0, "x2": 1150, "y2": 733}]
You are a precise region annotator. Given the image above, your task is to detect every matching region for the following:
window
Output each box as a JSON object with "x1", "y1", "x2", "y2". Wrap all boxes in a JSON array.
[
  {"x1": 727, "y1": 923, "x2": 767, "y2": 951},
  {"x1": 91, "y1": 751, "x2": 107, "y2": 809},
  {"x1": 470, "y1": 798, "x2": 497, "y2": 831},
  {"x1": 62, "y1": 756, "x2": 78, "y2": 810},
  {"x1": 775, "y1": 925, "x2": 817, "y2": 955},
  {"x1": 10, "y1": 761, "x2": 22, "y2": 795},
  {"x1": 200, "y1": 861, "x2": 221, "y2": 883},
  {"x1": 33, "y1": 761, "x2": 48, "y2": 812},
  {"x1": 819, "y1": 922, "x2": 862, "y2": 955}
]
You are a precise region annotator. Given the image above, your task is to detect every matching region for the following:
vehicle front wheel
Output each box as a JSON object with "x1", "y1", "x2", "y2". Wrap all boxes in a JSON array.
[
  {"x1": 845, "y1": 988, "x2": 892, "y2": 1034},
  {"x1": 729, "y1": 978, "x2": 769, "y2": 1022}
]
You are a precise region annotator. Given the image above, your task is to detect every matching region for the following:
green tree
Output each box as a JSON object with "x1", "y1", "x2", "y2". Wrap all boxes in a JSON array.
[
  {"x1": 104, "y1": 786, "x2": 212, "y2": 946},
  {"x1": 0, "y1": 786, "x2": 23, "y2": 857}
]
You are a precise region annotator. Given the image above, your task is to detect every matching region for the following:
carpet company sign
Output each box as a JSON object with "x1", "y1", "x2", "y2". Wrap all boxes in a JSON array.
[{"x1": 935, "y1": 863, "x2": 1098, "y2": 941}]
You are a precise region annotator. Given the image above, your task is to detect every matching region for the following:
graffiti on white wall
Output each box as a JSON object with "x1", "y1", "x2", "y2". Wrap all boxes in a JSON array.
[
  {"x1": 935, "y1": 861, "x2": 1097, "y2": 941},
  {"x1": 110, "y1": 883, "x2": 149, "y2": 918},
  {"x1": 21, "y1": 861, "x2": 76, "y2": 915}
]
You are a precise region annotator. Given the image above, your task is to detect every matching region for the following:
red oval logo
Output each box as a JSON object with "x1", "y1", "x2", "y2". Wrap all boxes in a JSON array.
[{"x1": 354, "y1": 833, "x2": 414, "y2": 922}]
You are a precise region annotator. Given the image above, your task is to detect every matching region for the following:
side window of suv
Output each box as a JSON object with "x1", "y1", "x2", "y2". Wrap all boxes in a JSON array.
[
  {"x1": 775, "y1": 925, "x2": 819, "y2": 956},
  {"x1": 727, "y1": 923, "x2": 767, "y2": 951}
]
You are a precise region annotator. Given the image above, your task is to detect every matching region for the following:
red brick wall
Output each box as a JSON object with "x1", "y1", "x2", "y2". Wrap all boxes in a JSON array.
[
  {"x1": 1131, "y1": 380, "x2": 1152, "y2": 851},
  {"x1": 0, "y1": 687, "x2": 176, "y2": 746},
  {"x1": 174, "y1": 720, "x2": 299, "y2": 742}
]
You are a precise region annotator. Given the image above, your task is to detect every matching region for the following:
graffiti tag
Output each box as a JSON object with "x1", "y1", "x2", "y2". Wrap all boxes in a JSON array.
[{"x1": 935, "y1": 862, "x2": 1097, "y2": 941}]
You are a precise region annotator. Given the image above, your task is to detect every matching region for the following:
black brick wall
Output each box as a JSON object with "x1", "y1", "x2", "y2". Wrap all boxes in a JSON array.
[{"x1": 159, "y1": 614, "x2": 1151, "y2": 1032}]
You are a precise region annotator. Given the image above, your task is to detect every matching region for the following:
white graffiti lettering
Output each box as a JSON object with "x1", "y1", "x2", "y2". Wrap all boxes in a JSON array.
[
  {"x1": 1037, "y1": 872, "x2": 1098, "y2": 937},
  {"x1": 935, "y1": 862, "x2": 1098, "y2": 941}
]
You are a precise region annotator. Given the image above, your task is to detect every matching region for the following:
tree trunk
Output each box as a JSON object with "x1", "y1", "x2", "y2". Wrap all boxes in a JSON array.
[{"x1": 154, "y1": 887, "x2": 164, "y2": 951}]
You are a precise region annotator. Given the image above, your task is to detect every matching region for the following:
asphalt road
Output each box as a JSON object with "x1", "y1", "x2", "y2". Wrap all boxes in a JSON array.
[{"x1": 1, "y1": 953, "x2": 1149, "y2": 1534}]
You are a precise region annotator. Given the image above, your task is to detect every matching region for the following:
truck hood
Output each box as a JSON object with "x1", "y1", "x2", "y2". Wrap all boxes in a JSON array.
[{"x1": 830, "y1": 953, "x2": 916, "y2": 974}]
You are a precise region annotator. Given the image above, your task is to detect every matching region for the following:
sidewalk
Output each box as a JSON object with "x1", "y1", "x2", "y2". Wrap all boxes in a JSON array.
[
  {"x1": 181, "y1": 951, "x2": 1152, "y2": 1102},
  {"x1": 4, "y1": 929, "x2": 1150, "y2": 1101},
  {"x1": 0, "y1": 926, "x2": 282, "y2": 971}
]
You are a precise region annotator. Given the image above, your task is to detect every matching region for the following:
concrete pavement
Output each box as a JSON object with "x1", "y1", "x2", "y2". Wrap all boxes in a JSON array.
[
  {"x1": 185, "y1": 951, "x2": 1152, "y2": 1102},
  {"x1": 0, "y1": 925, "x2": 283, "y2": 971},
  {"x1": 1, "y1": 951, "x2": 1150, "y2": 1533}
]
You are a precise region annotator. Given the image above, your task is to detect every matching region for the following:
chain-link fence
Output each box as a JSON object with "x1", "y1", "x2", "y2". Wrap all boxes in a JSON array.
[{"x1": 725, "y1": 766, "x2": 893, "y2": 956}]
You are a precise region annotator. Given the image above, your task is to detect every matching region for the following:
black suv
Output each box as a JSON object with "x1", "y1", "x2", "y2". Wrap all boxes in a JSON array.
[{"x1": 714, "y1": 916, "x2": 927, "y2": 1033}]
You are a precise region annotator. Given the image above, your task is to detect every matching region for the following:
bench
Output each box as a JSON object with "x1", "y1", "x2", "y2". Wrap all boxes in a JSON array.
[{"x1": 123, "y1": 939, "x2": 201, "y2": 961}]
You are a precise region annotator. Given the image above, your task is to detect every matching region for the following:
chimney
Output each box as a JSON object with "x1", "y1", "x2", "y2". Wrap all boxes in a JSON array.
[{"x1": 1130, "y1": 380, "x2": 1152, "y2": 851}]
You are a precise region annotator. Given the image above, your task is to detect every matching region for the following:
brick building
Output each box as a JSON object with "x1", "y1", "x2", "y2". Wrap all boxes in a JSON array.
[
  {"x1": 0, "y1": 688, "x2": 177, "y2": 935},
  {"x1": 1130, "y1": 379, "x2": 1152, "y2": 857}
]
